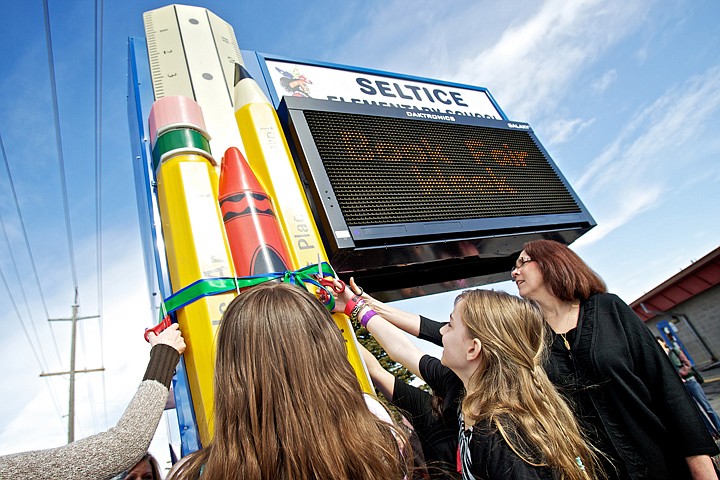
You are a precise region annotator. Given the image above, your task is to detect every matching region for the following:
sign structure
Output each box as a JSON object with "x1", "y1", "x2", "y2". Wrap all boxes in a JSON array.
[
  {"x1": 264, "y1": 58, "x2": 505, "y2": 120},
  {"x1": 131, "y1": 5, "x2": 375, "y2": 453},
  {"x1": 129, "y1": 4, "x2": 594, "y2": 457}
]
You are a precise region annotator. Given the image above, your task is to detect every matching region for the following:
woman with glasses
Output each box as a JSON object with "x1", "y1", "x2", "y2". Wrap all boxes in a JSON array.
[
  {"x1": 349, "y1": 239, "x2": 719, "y2": 479},
  {"x1": 510, "y1": 240, "x2": 717, "y2": 479},
  {"x1": 166, "y1": 282, "x2": 411, "y2": 480}
]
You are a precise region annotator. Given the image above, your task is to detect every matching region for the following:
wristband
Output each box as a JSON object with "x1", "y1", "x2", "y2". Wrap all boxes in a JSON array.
[
  {"x1": 344, "y1": 295, "x2": 361, "y2": 317},
  {"x1": 360, "y1": 308, "x2": 377, "y2": 328},
  {"x1": 350, "y1": 300, "x2": 366, "y2": 322}
]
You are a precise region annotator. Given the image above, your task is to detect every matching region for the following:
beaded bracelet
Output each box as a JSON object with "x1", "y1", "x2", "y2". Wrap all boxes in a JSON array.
[
  {"x1": 344, "y1": 295, "x2": 362, "y2": 317},
  {"x1": 350, "y1": 300, "x2": 366, "y2": 322},
  {"x1": 359, "y1": 308, "x2": 377, "y2": 328}
]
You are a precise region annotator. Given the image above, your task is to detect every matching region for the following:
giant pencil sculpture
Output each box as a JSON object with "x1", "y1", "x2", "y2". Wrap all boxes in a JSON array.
[
  {"x1": 232, "y1": 64, "x2": 372, "y2": 392},
  {"x1": 149, "y1": 95, "x2": 236, "y2": 444}
]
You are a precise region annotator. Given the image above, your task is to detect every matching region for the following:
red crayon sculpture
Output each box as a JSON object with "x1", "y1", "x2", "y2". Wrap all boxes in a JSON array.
[{"x1": 219, "y1": 147, "x2": 292, "y2": 275}]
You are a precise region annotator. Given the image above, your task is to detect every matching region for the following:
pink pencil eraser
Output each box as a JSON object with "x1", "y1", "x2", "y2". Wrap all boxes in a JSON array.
[{"x1": 148, "y1": 95, "x2": 210, "y2": 147}]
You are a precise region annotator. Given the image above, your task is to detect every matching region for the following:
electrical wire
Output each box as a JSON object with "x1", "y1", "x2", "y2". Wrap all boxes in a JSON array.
[
  {"x1": 0, "y1": 262, "x2": 47, "y2": 370},
  {"x1": 42, "y1": 0, "x2": 79, "y2": 293},
  {"x1": 0, "y1": 264, "x2": 64, "y2": 419},
  {"x1": 95, "y1": 0, "x2": 108, "y2": 426},
  {"x1": 0, "y1": 133, "x2": 63, "y2": 365},
  {"x1": 0, "y1": 213, "x2": 52, "y2": 367}
]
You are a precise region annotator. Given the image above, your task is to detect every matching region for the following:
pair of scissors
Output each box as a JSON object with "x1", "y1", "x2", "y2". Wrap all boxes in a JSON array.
[
  {"x1": 315, "y1": 255, "x2": 344, "y2": 308},
  {"x1": 144, "y1": 315, "x2": 173, "y2": 342},
  {"x1": 315, "y1": 255, "x2": 345, "y2": 292}
]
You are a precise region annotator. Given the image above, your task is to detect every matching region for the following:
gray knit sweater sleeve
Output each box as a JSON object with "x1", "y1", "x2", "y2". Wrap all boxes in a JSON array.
[{"x1": 0, "y1": 344, "x2": 179, "y2": 480}]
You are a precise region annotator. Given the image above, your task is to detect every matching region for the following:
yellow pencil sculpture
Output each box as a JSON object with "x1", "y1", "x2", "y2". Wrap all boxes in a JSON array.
[
  {"x1": 150, "y1": 95, "x2": 236, "y2": 444},
  {"x1": 232, "y1": 63, "x2": 372, "y2": 393}
]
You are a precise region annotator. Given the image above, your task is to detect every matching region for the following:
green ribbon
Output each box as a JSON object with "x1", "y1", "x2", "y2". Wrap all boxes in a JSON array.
[{"x1": 159, "y1": 262, "x2": 337, "y2": 323}]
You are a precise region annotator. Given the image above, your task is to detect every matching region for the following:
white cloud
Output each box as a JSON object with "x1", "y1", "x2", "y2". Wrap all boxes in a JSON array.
[
  {"x1": 544, "y1": 117, "x2": 595, "y2": 145},
  {"x1": 592, "y1": 69, "x2": 618, "y2": 94},
  {"x1": 635, "y1": 46, "x2": 649, "y2": 64},
  {"x1": 577, "y1": 65, "x2": 720, "y2": 193},
  {"x1": 454, "y1": 0, "x2": 649, "y2": 120},
  {"x1": 330, "y1": 2, "x2": 542, "y2": 80},
  {"x1": 291, "y1": 0, "x2": 651, "y2": 129},
  {"x1": 572, "y1": 184, "x2": 662, "y2": 247},
  {"x1": 573, "y1": 64, "x2": 720, "y2": 242}
]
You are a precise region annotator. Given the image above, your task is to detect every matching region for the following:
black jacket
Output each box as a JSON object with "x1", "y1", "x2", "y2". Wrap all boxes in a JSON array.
[
  {"x1": 546, "y1": 293, "x2": 718, "y2": 479},
  {"x1": 392, "y1": 377, "x2": 460, "y2": 478}
]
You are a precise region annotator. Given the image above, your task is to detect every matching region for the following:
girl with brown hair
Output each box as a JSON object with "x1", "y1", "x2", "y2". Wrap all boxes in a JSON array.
[
  {"x1": 122, "y1": 453, "x2": 163, "y2": 480},
  {"x1": 167, "y1": 282, "x2": 410, "y2": 480},
  {"x1": 336, "y1": 285, "x2": 602, "y2": 479}
]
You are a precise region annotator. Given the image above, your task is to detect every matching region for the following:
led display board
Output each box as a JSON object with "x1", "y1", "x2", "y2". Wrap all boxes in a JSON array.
[{"x1": 280, "y1": 96, "x2": 595, "y2": 300}]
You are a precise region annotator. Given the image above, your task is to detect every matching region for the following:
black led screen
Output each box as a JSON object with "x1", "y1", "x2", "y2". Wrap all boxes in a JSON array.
[
  {"x1": 281, "y1": 96, "x2": 594, "y2": 300},
  {"x1": 302, "y1": 110, "x2": 581, "y2": 226}
]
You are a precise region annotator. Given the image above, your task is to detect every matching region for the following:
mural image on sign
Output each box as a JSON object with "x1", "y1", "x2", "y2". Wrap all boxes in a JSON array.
[{"x1": 265, "y1": 59, "x2": 503, "y2": 120}]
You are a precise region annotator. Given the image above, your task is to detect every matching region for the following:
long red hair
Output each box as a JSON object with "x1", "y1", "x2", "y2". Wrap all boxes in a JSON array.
[{"x1": 523, "y1": 240, "x2": 606, "y2": 301}]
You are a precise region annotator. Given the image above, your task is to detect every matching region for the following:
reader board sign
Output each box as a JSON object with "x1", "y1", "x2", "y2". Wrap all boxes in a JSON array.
[{"x1": 264, "y1": 59, "x2": 504, "y2": 120}]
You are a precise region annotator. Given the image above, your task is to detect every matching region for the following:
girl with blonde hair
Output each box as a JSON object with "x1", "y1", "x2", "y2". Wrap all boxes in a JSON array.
[
  {"x1": 167, "y1": 282, "x2": 410, "y2": 480},
  {"x1": 336, "y1": 286, "x2": 602, "y2": 479}
]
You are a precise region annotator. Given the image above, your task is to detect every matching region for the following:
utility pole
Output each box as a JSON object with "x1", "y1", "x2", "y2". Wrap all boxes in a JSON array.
[{"x1": 40, "y1": 289, "x2": 103, "y2": 443}]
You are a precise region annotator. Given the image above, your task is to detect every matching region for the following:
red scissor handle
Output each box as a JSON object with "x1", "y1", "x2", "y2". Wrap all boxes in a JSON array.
[
  {"x1": 144, "y1": 316, "x2": 173, "y2": 342},
  {"x1": 315, "y1": 277, "x2": 345, "y2": 308},
  {"x1": 319, "y1": 277, "x2": 345, "y2": 293}
]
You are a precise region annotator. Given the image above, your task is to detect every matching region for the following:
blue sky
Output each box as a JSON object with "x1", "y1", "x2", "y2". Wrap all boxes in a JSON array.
[{"x1": 1, "y1": 0, "x2": 719, "y2": 470}]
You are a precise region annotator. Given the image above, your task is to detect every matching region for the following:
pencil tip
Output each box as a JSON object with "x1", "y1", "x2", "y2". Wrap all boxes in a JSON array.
[{"x1": 233, "y1": 63, "x2": 252, "y2": 86}]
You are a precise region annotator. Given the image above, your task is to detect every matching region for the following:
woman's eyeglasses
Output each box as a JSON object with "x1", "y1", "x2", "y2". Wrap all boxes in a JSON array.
[{"x1": 511, "y1": 257, "x2": 534, "y2": 273}]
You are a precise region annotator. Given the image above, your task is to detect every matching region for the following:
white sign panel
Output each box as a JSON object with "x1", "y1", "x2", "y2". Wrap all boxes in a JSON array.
[{"x1": 265, "y1": 59, "x2": 503, "y2": 120}]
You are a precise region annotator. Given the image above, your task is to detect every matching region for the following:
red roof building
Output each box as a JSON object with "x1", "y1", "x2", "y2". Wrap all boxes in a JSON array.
[{"x1": 630, "y1": 246, "x2": 720, "y2": 368}]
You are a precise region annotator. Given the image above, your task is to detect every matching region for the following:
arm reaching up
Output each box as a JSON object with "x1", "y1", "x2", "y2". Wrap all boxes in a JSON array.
[
  {"x1": 349, "y1": 277, "x2": 424, "y2": 337},
  {"x1": 0, "y1": 324, "x2": 185, "y2": 480},
  {"x1": 358, "y1": 343, "x2": 395, "y2": 399},
  {"x1": 336, "y1": 282, "x2": 425, "y2": 379}
]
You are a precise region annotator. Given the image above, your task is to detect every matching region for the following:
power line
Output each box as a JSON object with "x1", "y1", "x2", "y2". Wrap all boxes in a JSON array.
[
  {"x1": 0, "y1": 132, "x2": 63, "y2": 364},
  {"x1": 0, "y1": 265, "x2": 47, "y2": 371},
  {"x1": 95, "y1": 0, "x2": 108, "y2": 426},
  {"x1": 0, "y1": 213, "x2": 58, "y2": 366},
  {"x1": 0, "y1": 264, "x2": 65, "y2": 419},
  {"x1": 42, "y1": 0, "x2": 79, "y2": 292}
]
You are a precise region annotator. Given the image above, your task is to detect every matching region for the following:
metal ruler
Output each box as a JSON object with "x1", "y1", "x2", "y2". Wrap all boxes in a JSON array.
[{"x1": 143, "y1": 5, "x2": 246, "y2": 159}]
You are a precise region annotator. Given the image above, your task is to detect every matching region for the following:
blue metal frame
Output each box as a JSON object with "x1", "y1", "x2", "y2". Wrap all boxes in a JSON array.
[{"x1": 127, "y1": 36, "x2": 201, "y2": 455}]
